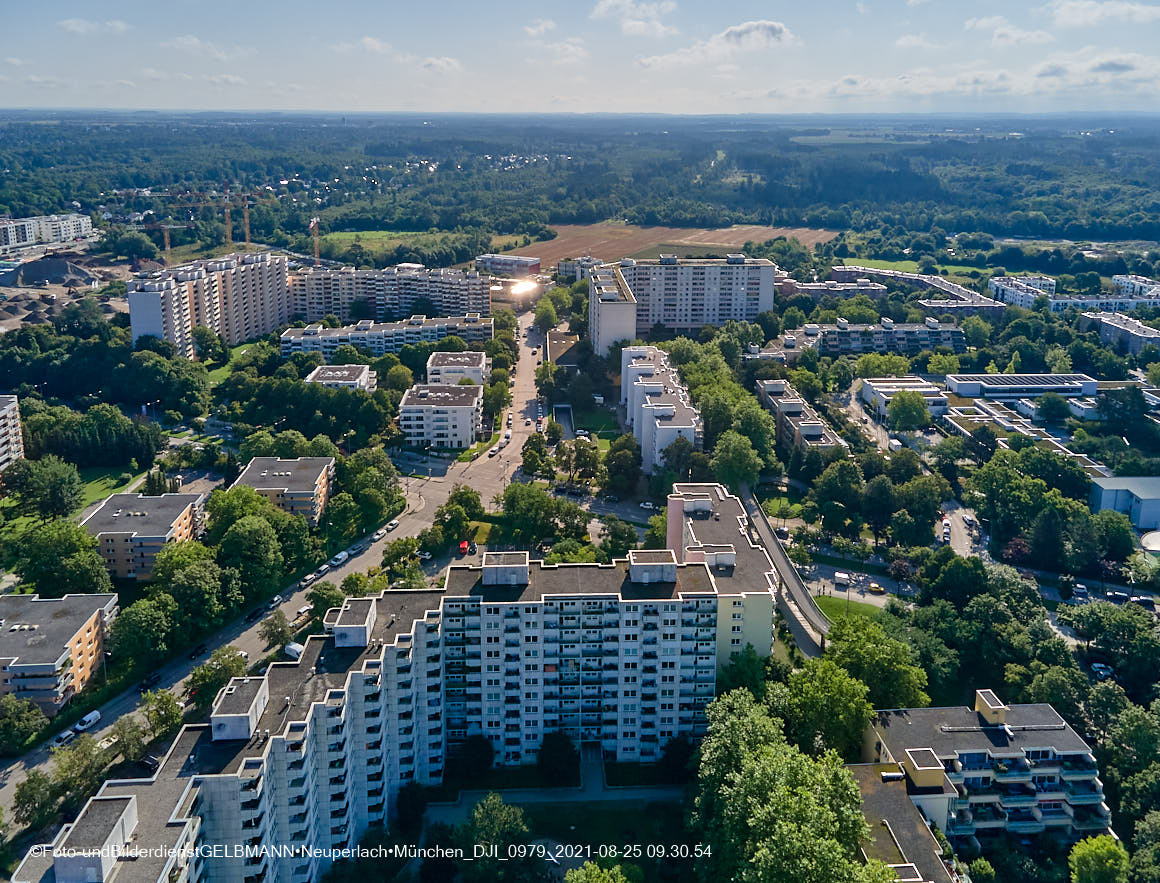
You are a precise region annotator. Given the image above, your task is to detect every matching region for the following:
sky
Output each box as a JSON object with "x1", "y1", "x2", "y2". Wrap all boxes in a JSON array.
[{"x1": 2, "y1": 0, "x2": 1160, "y2": 113}]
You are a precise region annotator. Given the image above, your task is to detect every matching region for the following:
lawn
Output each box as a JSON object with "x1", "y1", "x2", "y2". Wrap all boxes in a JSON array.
[
  {"x1": 320, "y1": 229, "x2": 477, "y2": 264},
  {"x1": 605, "y1": 762, "x2": 692, "y2": 787},
  {"x1": 815, "y1": 594, "x2": 887, "y2": 622},
  {"x1": 572, "y1": 406, "x2": 620, "y2": 435},
  {"x1": 207, "y1": 342, "x2": 257, "y2": 386},
  {"x1": 78, "y1": 466, "x2": 149, "y2": 507},
  {"x1": 457, "y1": 431, "x2": 501, "y2": 462},
  {"x1": 425, "y1": 761, "x2": 579, "y2": 802}
]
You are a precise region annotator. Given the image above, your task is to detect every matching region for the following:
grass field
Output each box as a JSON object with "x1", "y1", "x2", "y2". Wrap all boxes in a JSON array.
[
  {"x1": 319, "y1": 229, "x2": 474, "y2": 263},
  {"x1": 492, "y1": 221, "x2": 838, "y2": 267},
  {"x1": 207, "y1": 342, "x2": 257, "y2": 386},
  {"x1": 815, "y1": 594, "x2": 886, "y2": 622}
]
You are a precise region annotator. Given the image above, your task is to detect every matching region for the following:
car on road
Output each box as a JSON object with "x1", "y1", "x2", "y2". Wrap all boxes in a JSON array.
[
  {"x1": 140, "y1": 672, "x2": 163, "y2": 691},
  {"x1": 1130, "y1": 595, "x2": 1156, "y2": 612},
  {"x1": 600, "y1": 493, "x2": 619, "y2": 503},
  {"x1": 639, "y1": 501, "x2": 656, "y2": 510},
  {"x1": 525, "y1": 418, "x2": 532, "y2": 426},
  {"x1": 386, "y1": 520, "x2": 400, "y2": 531},
  {"x1": 189, "y1": 643, "x2": 209, "y2": 660},
  {"x1": 315, "y1": 564, "x2": 330, "y2": 577},
  {"x1": 468, "y1": 542, "x2": 477, "y2": 555},
  {"x1": 268, "y1": 594, "x2": 283, "y2": 610},
  {"x1": 417, "y1": 550, "x2": 433, "y2": 561},
  {"x1": 487, "y1": 448, "x2": 498, "y2": 457},
  {"x1": 1091, "y1": 662, "x2": 1115, "y2": 681},
  {"x1": 328, "y1": 551, "x2": 349, "y2": 567},
  {"x1": 349, "y1": 542, "x2": 367, "y2": 555},
  {"x1": 52, "y1": 730, "x2": 77, "y2": 748},
  {"x1": 460, "y1": 540, "x2": 469, "y2": 555},
  {"x1": 298, "y1": 573, "x2": 316, "y2": 589},
  {"x1": 575, "y1": 429, "x2": 589, "y2": 437},
  {"x1": 868, "y1": 582, "x2": 885, "y2": 595},
  {"x1": 245, "y1": 608, "x2": 265, "y2": 623},
  {"x1": 1072, "y1": 584, "x2": 1090, "y2": 603},
  {"x1": 1106, "y1": 590, "x2": 1131, "y2": 604},
  {"x1": 775, "y1": 526, "x2": 790, "y2": 540},
  {"x1": 373, "y1": 528, "x2": 387, "y2": 541},
  {"x1": 296, "y1": 605, "x2": 312, "y2": 621}
]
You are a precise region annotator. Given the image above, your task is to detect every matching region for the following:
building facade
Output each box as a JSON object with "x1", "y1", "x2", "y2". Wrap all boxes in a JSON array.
[
  {"x1": 1079, "y1": 311, "x2": 1160, "y2": 355},
  {"x1": 14, "y1": 483, "x2": 777, "y2": 883},
  {"x1": 81, "y1": 493, "x2": 205, "y2": 581},
  {"x1": 398, "y1": 384, "x2": 483, "y2": 449},
  {"x1": 0, "y1": 394, "x2": 24, "y2": 472},
  {"x1": 621, "y1": 345, "x2": 702, "y2": 475},
  {"x1": 945, "y1": 373, "x2": 1098, "y2": 399},
  {"x1": 474, "y1": 254, "x2": 541, "y2": 276},
  {"x1": 426, "y1": 351, "x2": 490, "y2": 385},
  {"x1": 756, "y1": 378, "x2": 843, "y2": 452},
  {"x1": 860, "y1": 377, "x2": 949, "y2": 418},
  {"x1": 129, "y1": 253, "x2": 290, "y2": 356},
  {"x1": 0, "y1": 213, "x2": 92, "y2": 253},
  {"x1": 865, "y1": 690, "x2": 1111, "y2": 842},
  {"x1": 557, "y1": 255, "x2": 604, "y2": 281},
  {"x1": 991, "y1": 274, "x2": 1160, "y2": 313},
  {"x1": 0, "y1": 593, "x2": 118, "y2": 715},
  {"x1": 280, "y1": 315, "x2": 493, "y2": 360},
  {"x1": 808, "y1": 317, "x2": 966, "y2": 356},
  {"x1": 288, "y1": 264, "x2": 491, "y2": 322},
  {"x1": 232, "y1": 457, "x2": 335, "y2": 525},
  {"x1": 588, "y1": 265, "x2": 638, "y2": 357},
  {"x1": 830, "y1": 266, "x2": 1005, "y2": 318},
  {"x1": 303, "y1": 364, "x2": 377, "y2": 392},
  {"x1": 1090, "y1": 476, "x2": 1160, "y2": 530}
]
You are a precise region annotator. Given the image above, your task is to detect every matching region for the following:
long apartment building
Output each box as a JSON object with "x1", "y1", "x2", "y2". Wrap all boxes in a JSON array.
[
  {"x1": 788, "y1": 278, "x2": 888, "y2": 299},
  {"x1": 806, "y1": 316, "x2": 966, "y2": 356},
  {"x1": 232, "y1": 457, "x2": 334, "y2": 525},
  {"x1": 474, "y1": 253, "x2": 541, "y2": 276},
  {"x1": 621, "y1": 345, "x2": 702, "y2": 475},
  {"x1": 0, "y1": 394, "x2": 24, "y2": 472},
  {"x1": 831, "y1": 265, "x2": 1005, "y2": 318},
  {"x1": 865, "y1": 689, "x2": 1111, "y2": 842},
  {"x1": 0, "y1": 213, "x2": 92, "y2": 252},
  {"x1": 588, "y1": 254, "x2": 776, "y2": 354},
  {"x1": 756, "y1": 378, "x2": 843, "y2": 452},
  {"x1": 1113, "y1": 274, "x2": 1160, "y2": 298},
  {"x1": 15, "y1": 483, "x2": 776, "y2": 883},
  {"x1": 991, "y1": 274, "x2": 1160, "y2": 313},
  {"x1": 945, "y1": 373, "x2": 1098, "y2": 399},
  {"x1": 0, "y1": 593, "x2": 118, "y2": 716},
  {"x1": 288, "y1": 264, "x2": 490, "y2": 322},
  {"x1": 81, "y1": 493, "x2": 205, "y2": 581},
  {"x1": 129, "y1": 253, "x2": 289, "y2": 357},
  {"x1": 1079, "y1": 311, "x2": 1160, "y2": 355},
  {"x1": 398, "y1": 384, "x2": 483, "y2": 449},
  {"x1": 280, "y1": 314, "x2": 493, "y2": 360}
]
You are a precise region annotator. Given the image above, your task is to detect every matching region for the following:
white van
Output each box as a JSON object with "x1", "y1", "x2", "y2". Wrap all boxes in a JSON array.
[
  {"x1": 74, "y1": 711, "x2": 102, "y2": 732},
  {"x1": 296, "y1": 605, "x2": 312, "y2": 621},
  {"x1": 833, "y1": 572, "x2": 851, "y2": 587},
  {"x1": 284, "y1": 642, "x2": 305, "y2": 660}
]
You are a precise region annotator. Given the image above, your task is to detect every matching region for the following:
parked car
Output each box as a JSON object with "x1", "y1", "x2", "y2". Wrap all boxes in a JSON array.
[
  {"x1": 868, "y1": 582, "x2": 886, "y2": 595},
  {"x1": 298, "y1": 573, "x2": 316, "y2": 589},
  {"x1": 189, "y1": 643, "x2": 209, "y2": 660},
  {"x1": 602, "y1": 494, "x2": 619, "y2": 503},
  {"x1": 468, "y1": 542, "x2": 478, "y2": 555},
  {"x1": 386, "y1": 520, "x2": 400, "y2": 531},
  {"x1": 487, "y1": 448, "x2": 499, "y2": 458},
  {"x1": 52, "y1": 730, "x2": 77, "y2": 748},
  {"x1": 284, "y1": 642, "x2": 305, "y2": 660},
  {"x1": 525, "y1": 418, "x2": 532, "y2": 426},
  {"x1": 296, "y1": 605, "x2": 312, "y2": 621},
  {"x1": 140, "y1": 672, "x2": 163, "y2": 692},
  {"x1": 639, "y1": 501, "x2": 656, "y2": 510},
  {"x1": 417, "y1": 550, "x2": 433, "y2": 561},
  {"x1": 235, "y1": 650, "x2": 249, "y2": 663},
  {"x1": 268, "y1": 594, "x2": 283, "y2": 610},
  {"x1": 1106, "y1": 590, "x2": 1131, "y2": 604},
  {"x1": 315, "y1": 563, "x2": 330, "y2": 577},
  {"x1": 1130, "y1": 595, "x2": 1156, "y2": 612},
  {"x1": 459, "y1": 540, "x2": 469, "y2": 555},
  {"x1": 373, "y1": 528, "x2": 387, "y2": 541},
  {"x1": 328, "y1": 551, "x2": 349, "y2": 567},
  {"x1": 775, "y1": 526, "x2": 790, "y2": 540},
  {"x1": 1091, "y1": 663, "x2": 1115, "y2": 681}
]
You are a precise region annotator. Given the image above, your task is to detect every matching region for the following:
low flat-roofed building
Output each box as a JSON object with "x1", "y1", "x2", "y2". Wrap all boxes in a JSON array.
[
  {"x1": 860, "y1": 377, "x2": 949, "y2": 418},
  {"x1": 0, "y1": 394, "x2": 24, "y2": 472},
  {"x1": 757, "y1": 378, "x2": 843, "y2": 452},
  {"x1": 847, "y1": 763, "x2": 957, "y2": 883},
  {"x1": 398, "y1": 383, "x2": 483, "y2": 449},
  {"x1": 280, "y1": 314, "x2": 493, "y2": 359},
  {"x1": 865, "y1": 689, "x2": 1110, "y2": 842},
  {"x1": 621, "y1": 345, "x2": 702, "y2": 474},
  {"x1": 232, "y1": 457, "x2": 335, "y2": 525},
  {"x1": 1090, "y1": 475, "x2": 1160, "y2": 529},
  {"x1": 546, "y1": 330, "x2": 582, "y2": 373},
  {"x1": 81, "y1": 493, "x2": 204, "y2": 581},
  {"x1": 791, "y1": 278, "x2": 889, "y2": 298},
  {"x1": 945, "y1": 373, "x2": 1098, "y2": 399},
  {"x1": 425, "y1": 350, "x2": 490, "y2": 385},
  {"x1": 304, "y1": 363, "x2": 377, "y2": 391},
  {"x1": 0, "y1": 593, "x2": 118, "y2": 715},
  {"x1": 557, "y1": 255, "x2": 603, "y2": 281},
  {"x1": 474, "y1": 253, "x2": 541, "y2": 276},
  {"x1": 1079, "y1": 311, "x2": 1160, "y2": 355},
  {"x1": 814, "y1": 317, "x2": 966, "y2": 356}
]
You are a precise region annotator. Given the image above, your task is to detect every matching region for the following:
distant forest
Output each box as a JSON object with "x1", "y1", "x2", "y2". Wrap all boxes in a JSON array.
[{"x1": 1, "y1": 112, "x2": 1159, "y2": 250}]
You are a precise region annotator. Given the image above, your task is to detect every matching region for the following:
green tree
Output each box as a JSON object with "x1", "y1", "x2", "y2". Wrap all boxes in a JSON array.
[
  {"x1": 52, "y1": 734, "x2": 107, "y2": 810},
  {"x1": 111, "y1": 716, "x2": 147, "y2": 763},
  {"x1": 718, "y1": 644, "x2": 769, "y2": 699},
  {"x1": 604, "y1": 433, "x2": 642, "y2": 493},
  {"x1": 15, "y1": 520, "x2": 113, "y2": 598},
  {"x1": 538, "y1": 731, "x2": 578, "y2": 782},
  {"x1": 141, "y1": 689, "x2": 184, "y2": 740},
  {"x1": 887, "y1": 389, "x2": 930, "y2": 431},
  {"x1": 308, "y1": 581, "x2": 345, "y2": 621},
  {"x1": 110, "y1": 595, "x2": 178, "y2": 666},
  {"x1": 447, "y1": 484, "x2": 485, "y2": 520},
  {"x1": 1069, "y1": 835, "x2": 1129, "y2": 883},
  {"x1": 0, "y1": 694, "x2": 48, "y2": 755},
  {"x1": 326, "y1": 491, "x2": 362, "y2": 547},
  {"x1": 565, "y1": 865, "x2": 632, "y2": 883},
  {"x1": 969, "y1": 858, "x2": 997, "y2": 883},
  {"x1": 598, "y1": 516, "x2": 638, "y2": 560},
  {"x1": 13, "y1": 768, "x2": 58, "y2": 829},
  {"x1": 861, "y1": 475, "x2": 895, "y2": 546},
  {"x1": 766, "y1": 658, "x2": 874, "y2": 759},
  {"x1": 6, "y1": 455, "x2": 84, "y2": 520},
  {"x1": 260, "y1": 609, "x2": 294, "y2": 648},
  {"x1": 458, "y1": 793, "x2": 541, "y2": 882},
  {"x1": 825, "y1": 617, "x2": 930, "y2": 709},
  {"x1": 927, "y1": 353, "x2": 960, "y2": 375},
  {"x1": 710, "y1": 430, "x2": 763, "y2": 491},
  {"x1": 534, "y1": 297, "x2": 558, "y2": 333},
  {"x1": 384, "y1": 364, "x2": 414, "y2": 391},
  {"x1": 187, "y1": 647, "x2": 248, "y2": 710},
  {"x1": 191, "y1": 326, "x2": 227, "y2": 364},
  {"x1": 1037, "y1": 392, "x2": 1072, "y2": 423},
  {"x1": 643, "y1": 512, "x2": 667, "y2": 549},
  {"x1": 218, "y1": 514, "x2": 283, "y2": 598},
  {"x1": 962, "y1": 315, "x2": 992, "y2": 348}
]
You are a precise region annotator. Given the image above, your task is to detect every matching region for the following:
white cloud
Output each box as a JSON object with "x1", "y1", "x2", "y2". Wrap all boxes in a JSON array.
[
  {"x1": 204, "y1": 73, "x2": 247, "y2": 86},
  {"x1": 554, "y1": 38, "x2": 590, "y2": 64},
  {"x1": 639, "y1": 19, "x2": 794, "y2": 69},
  {"x1": 58, "y1": 19, "x2": 132, "y2": 35},
  {"x1": 331, "y1": 36, "x2": 391, "y2": 54},
  {"x1": 162, "y1": 35, "x2": 252, "y2": 61},
  {"x1": 965, "y1": 16, "x2": 1054, "y2": 47},
  {"x1": 421, "y1": 56, "x2": 462, "y2": 74},
  {"x1": 895, "y1": 33, "x2": 941, "y2": 49},
  {"x1": 1048, "y1": 0, "x2": 1160, "y2": 25},
  {"x1": 906, "y1": 0, "x2": 930, "y2": 5},
  {"x1": 591, "y1": 0, "x2": 678, "y2": 38},
  {"x1": 856, "y1": 1, "x2": 870, "y2": 13},
  {"x1": 140, "y1": 67, "x2": 170, "y2": 81},
  {"x1": 524, "y1": 18, "x2": 557, "y2": 37},
  {"x1": 5, "y1": 57, "x2": 26, "y2": 66}
]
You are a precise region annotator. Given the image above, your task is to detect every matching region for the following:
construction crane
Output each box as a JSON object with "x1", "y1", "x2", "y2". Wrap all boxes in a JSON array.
[
  {"x1": 127, "y1": 222, "x2": 189, "y2": 255},
  {"x1": 309, "y1": 217, "x2": 321, "y2": 266}
]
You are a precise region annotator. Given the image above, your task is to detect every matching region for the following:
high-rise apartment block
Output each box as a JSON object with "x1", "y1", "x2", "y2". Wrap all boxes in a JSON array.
[
  {"x1": 588, "y1": 255, "x2": 776, "y2": 355},
  {"x1": 288, "y1": 264, "x2": 490, "y2": 322},
  {"x1": 0, "y1": 593, "x2": 118, "y2": 716},
  {"x1": 15, "y1": 483, "x2": 776, "y2": 883},
  {"x1": 129, "y1": 253, "x2": 289, "y2": 356},
  {"x1": 0, "y1": 394, "x2": 24, "y2": 472},
  {"x1": 0, "y1": 213, "x2": 92, "y2": 253},
  {"x1": 232, "y1": 457, "x2": 335, "y2": 525},
  {"x1": 621, "y1": 345, "x2": 702, "y2": 475},
  {"x1": 81, "y1": 493, "x2": 205, "y2": 581},
  {"x1": 398, "y1": 384, "x2": 483, "y2": 449},
  {"x1": 280, "y1": 315, "x2": 493, "y2": 360}
]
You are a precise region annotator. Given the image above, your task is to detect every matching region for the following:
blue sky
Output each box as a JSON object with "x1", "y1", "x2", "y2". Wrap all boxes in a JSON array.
[{"x1": 2, "y1": 0, "x2": 1160, "y2": 112}]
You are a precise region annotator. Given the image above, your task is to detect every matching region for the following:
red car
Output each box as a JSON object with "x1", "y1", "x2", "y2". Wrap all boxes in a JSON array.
[{"x1": 459, "y1": 540, "x2": 469, "y2": 555}]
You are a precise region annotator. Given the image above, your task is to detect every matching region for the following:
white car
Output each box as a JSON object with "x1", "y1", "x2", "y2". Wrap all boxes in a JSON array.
[
  {"x1": 639, "y1": 501, "x2": 656, "y2": 510},
  {"x1": 52, "y1": 730, "x2": 77, "y2": 748},
  {"x1": 314, "y1": 564, "x2": 330, "y2": 577},
  {"x1": 417, "y1": 550, "x2": 433, "y2": 561},
  {"x1": 328, "y1": 551, "x2": 349, "y2": 567},
  {"x1": 268, "y1": 594, "x2": 283, "y2": 610},
  {"x1": 525, "y1": 418, "x2": 532, "y2": 426},
  {"x1": 74, "y1": 711, "x2": 101, "y2": 732},
  {"x1": 373, "y1": 528, "x2": 387, "y2": 541},
  {"x1": 386, "y1": 520, "x2": 400, "y2": 531}
]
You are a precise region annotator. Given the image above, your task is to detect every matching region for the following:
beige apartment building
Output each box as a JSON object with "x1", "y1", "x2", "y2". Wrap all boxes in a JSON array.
[
  {"x1": 288, "y1": 263, "x2": 491, "y2": 322},
  {"x1": 398, "y1": 384, "x2": 483, "y2": 449},
  {"x1": 232, "y1": 457, "x2": 335, "y2": 525},
  {"x1": 304, "y1": 363, "x2": 378, "y2": 392},
  {"x1": 81, "y1": 493, "x2": 205, "y2": 581}
]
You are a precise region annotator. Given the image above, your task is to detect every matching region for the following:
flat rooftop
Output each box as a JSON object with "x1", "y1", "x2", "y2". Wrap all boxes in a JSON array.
[
  {"x1": 427, "y1": 350, "x2": 488, "y2": 368},
  {"x1": 874, "y1": 703, "x2": 1093, "y2": 759},
  {"x1": 59, "y1": 795, "x2": 134, "y2": 851},
  {"x1": 546, "y1": 331, "x2": 581, "y2": 366},
  {"x1": 281, "y1": 315, "x2": 491, "y2": 339},
  {"x1": 304, "y1": 364, "x2": 371, "y2": 383},
  {"x1": 670, "y1": 483, "x2": 777, "y2": 593},
  {"x1": 1092, "y1": 475, "x2": 1160, "y2": 498},
  {"x1": 947, "y1": 373, "x2": 1095, "y2": 387},
  {"x1": 400, "y1": 384, "x2": 483, "y2": 408},
  {"x1": 336, "y1": 597, "x2": 375, "y2": 626},
  {"x1": 591, "y1": 267, "x2": 635, "y2": 303},
  {"x1": 212, "y1": 676, "x2": 265, "y2": 716},
  {"x1": 81, "y1": 493, "x2": 202, "y2": 537},
  {"x1": 444, "y1": 559, "x2": 715, "y2": 603},
  {"x1": 234, "y1": 457, "x2": 333, "y2": 493},
  {"x1": 847, "y1": 764, "x2": 956, "y2": 883},
  {"x1": 0, "y1": 394, "x2": 17, "y2": 409},
  {"x1": 0, "y1": 594, "x2": 116, "y2": 667}
]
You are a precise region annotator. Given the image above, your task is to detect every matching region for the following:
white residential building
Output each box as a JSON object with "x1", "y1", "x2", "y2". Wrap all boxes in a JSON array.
[
  {"x1": 988, "y1": 276, "x2": 1058, "y2": 309},
  {"x1": 991, "y1": 274, "x2": 1160, "y2": 313},
  {"x1": 474, "y1": 254, "x2": 541, "y2": 276},
  {"x1": 860, "y1": 377, "x2": 949, "y2": 418},
  {"x1": 304, "y1": 364, "x2": 377, "y2": 392},
  {"x1": 288, "y1": 264, "x2": 491, "y2": 322},
  {"x1": 280, "y1": 314, "x2": 493, "y2": 360},
  {"x1": 129, "y1": 253, "x2": 289, "y2": 356},
  {"x1": 620, "y1": 254, "x2": 776, "y2": 333},
  {"x1": 1080, "y1": 311, "x2": 1160, "y2": 355},
  {"x1": 1113, "y1": 274, "x2": 1160, "y2": 299},
  {"x1": 945, "y1": 373, "x2": 1098, "y2": 399},
  {"x1": 557, "y1": 255, "x2": 604, "y2": 281},
  {"x1": 588, "y1": 265, "x2": 638, "y2": 357},
  {"x1": 621, "y1": 345, "x2": 702, "y2": 474},
  {"x1": 830, "y1": 265, "x2": 1006, "y2": 318},
  {"x1": 756, "y1": 379, "x2": 843, "y2": 452},
  {"x1": 0, "y1": 213, "x2": 92, "y2": 253},
  {"x1": 398, "y1": 384, "x2": 483, "y2": 449},
  {"x1": 426, "y1": 350, "x2": 490, "y2": 385},
  {"x1": 0, "y1": 395, "x2": 24, "y2": 472},
  {"x1": 14, "y1": 484, "x2": 777, "y2": 883}
]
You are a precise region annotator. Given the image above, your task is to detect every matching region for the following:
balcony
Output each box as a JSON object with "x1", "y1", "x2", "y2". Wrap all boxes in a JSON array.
[
  {"x1": 992, "y1": 760, "x2": 1033, "y2": 781},
  {"x1": 1071, "y1": 806, "x2": 1112, "y2": 831},
  {"x1": 998, "y1": 786, "x2": 1037, "y2": 807},
  {"x1": 1064, "y1": 780, "x2": 1105, "y2": 805}
]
